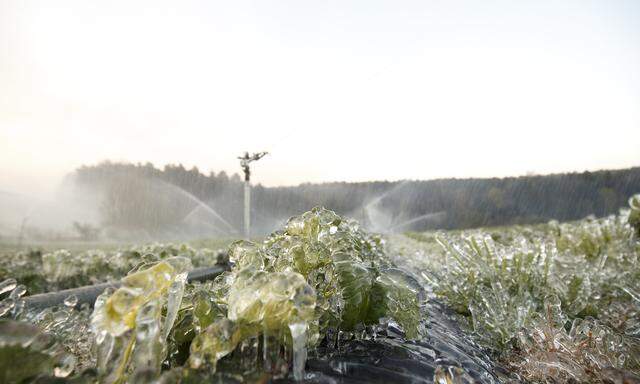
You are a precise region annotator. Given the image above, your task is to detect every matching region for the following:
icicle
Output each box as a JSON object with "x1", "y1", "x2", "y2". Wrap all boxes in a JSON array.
[
  {"x1": 132, "y1": 301, "x2": 163, "y2": 381},
  {"x1": 163, "y1": 272, "x2": 187, "y2": 340},
  {"x1": 289, "y1": 321, "x2": 308, "y2": 381}
]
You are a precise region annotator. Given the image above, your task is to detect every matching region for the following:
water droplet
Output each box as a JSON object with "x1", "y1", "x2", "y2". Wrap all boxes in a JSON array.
[
  {"x1": 64, "y1": 294, "x2": 78, "y2": 308},
  {"x1": 9, "y1": 284, "x2": 27, "y2": 299},
  {"x1": 0, "y1": 278, "x2": 17, "y2": 295},
  {"x1": 12, "y1": 299, "x2": 25, "y2": 318},
  {"x1": 0, "y1": 298, "x2": 15, "y2": 316},
  {"x1": 54, "y1": 354, "x2": 76, "y2": 377}
]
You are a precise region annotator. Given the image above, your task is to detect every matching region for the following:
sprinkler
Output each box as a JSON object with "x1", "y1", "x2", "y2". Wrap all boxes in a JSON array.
[{"x1": 238, "y1": 151, "x2": 268, "y2": 239}]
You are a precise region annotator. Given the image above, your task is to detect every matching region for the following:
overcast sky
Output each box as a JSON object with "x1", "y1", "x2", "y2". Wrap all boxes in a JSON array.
[{"x1": 1, "y1": 0, "x2": 639, "y2": 193}]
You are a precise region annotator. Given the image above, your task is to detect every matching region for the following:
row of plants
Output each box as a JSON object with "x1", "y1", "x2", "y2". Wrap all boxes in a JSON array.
[
  {"x1": 406, "y1": 195, "x2": 640, "y2": 382},
  {"x1": 1, "y1": 196, "x2": 639, "y2": 382},
  {"x1": 0, "y1": 243, "x2": 228, "y2": 294},
  {"x1": 1, "y1": 208, "x2": 424, "y2": 383}
]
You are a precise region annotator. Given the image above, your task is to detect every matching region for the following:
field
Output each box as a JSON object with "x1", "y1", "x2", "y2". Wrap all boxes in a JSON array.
[{"x1": 0, "y1": 197, "x2": 639, "y2": 383}]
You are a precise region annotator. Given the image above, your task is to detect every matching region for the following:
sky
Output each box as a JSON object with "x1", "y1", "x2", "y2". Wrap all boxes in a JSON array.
[{"x1": 1, "y1": 0, "x2": 639, "y2": 193}]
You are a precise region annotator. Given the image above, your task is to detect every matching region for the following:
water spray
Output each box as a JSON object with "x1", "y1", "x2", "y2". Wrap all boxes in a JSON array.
[{"x1": 238, "y1": 151, "x2": 268, "y2": 239}]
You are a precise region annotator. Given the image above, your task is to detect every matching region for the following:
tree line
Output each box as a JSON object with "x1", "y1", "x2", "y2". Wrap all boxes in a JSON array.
[{"x1": 73, "y1": 161, "x2": 640, "y2": 237}]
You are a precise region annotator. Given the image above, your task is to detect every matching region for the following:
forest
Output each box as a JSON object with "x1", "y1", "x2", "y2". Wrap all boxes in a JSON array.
[{"x1": 73, "y1": 162, "x2": 640, "y2": 236}]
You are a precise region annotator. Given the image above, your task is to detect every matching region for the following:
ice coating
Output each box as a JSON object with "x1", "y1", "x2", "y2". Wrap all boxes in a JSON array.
[
  {"x1": 0, "y1": 283, "x2": 28, "y2": 319},
  {"x1": 398, "y1": 197, "x2": 640, "y2": 381},
  {"x1": 188, "y1": 267, "x2": 316, "y2": 374},
  {"x1": 0, "y1": 243, "x2": 227, "y2": 295},
  {"x1": 91, "y1": 257, "x2": 191, "y2": 383},
  {"x1": 188, "y1": 318, "x2": 240, "y2": 371},
  {"x1": 0, "y1": 278, "x2": 17, "y2": 295},
  {"x1": 186, "y1": 207, "x2": 423, "y2": 380},
  {"x1": 42, "y1": 250, "x2": 77, "y2": 283},
  {"x1": 509, "y1": 295, "x2": 640, "y2": 382},
  {"x1": 269, "y1": 208, "x2": 423, "y2": 339},
  {"x1": 226, "y1": 268, "x2": 316, "y2": 328},
  {"x1": 0, "y1": 298, "x2": 14, "y2": 317},
  {"x1": 131, "y1": 301, "x2": 163, "y2": 381},
  {"x1": 289, "y1": 321, "x2": 308, "y2": 381},
  {"x1": 0, "y1": 238, "x2": 229, "y2": 361},
  {"x1": 0, "y1": 320, "x2": 75, "y2": 382},
  {"x1": 163, "y1": 272, "x2": 187, "y2": 340}
]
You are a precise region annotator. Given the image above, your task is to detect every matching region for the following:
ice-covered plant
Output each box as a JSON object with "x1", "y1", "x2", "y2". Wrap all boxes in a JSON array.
[
  {"x1": 184, "y1": 207, "x2": 424, "y2": 379},
  {"x1": 88, "y1": 207, "x2": 423, "y2": 382},
  {"x1": 427, "y1": 195, "x2": 640, "y2": 381},
  {"x1": 91, "y1": 257, "x2": 191, "y2": 383},
  {"x1": 433, "y1": 233, "x2": 551, "y2": 350},
  {"x1": 510, "y1": 295, "x2": 640, "y2": 382},
  {"x1": 0, "y1": 320, "x2": 76, "y2": 382},
  {"x1": 1, "y1": 243, "x2": 227, "y2": 295}
]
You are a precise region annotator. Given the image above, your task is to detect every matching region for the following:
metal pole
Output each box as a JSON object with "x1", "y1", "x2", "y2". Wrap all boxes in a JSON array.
[
  {"x1": 244, "y1": 180, "x2": 251, "y2": 239},
  {"x1": 238, "y1": 151, "x2": 267, "y2": 239}
]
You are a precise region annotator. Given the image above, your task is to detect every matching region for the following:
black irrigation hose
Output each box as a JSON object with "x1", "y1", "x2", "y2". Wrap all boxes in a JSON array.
[{"x1": 23, "y1": 263, "x2": 231, "y2": 311}]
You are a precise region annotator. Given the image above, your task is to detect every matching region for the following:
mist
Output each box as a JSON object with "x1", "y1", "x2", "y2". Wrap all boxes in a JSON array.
[{"x1": 2, "y1": 161, "x2": 638, "y2": 246}]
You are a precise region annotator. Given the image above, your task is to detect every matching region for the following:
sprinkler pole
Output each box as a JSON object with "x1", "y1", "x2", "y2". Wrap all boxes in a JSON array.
[
  {"x1": 244, "y1": 181, "x2": 250, "y2": 239},
  {"x1": 238, "y1": 151, "x2": 268, "y2": 239}
]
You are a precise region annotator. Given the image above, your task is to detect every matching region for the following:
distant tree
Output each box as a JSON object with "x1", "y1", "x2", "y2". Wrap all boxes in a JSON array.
[
  {"x1": 73, "y1": 161, "x2": 640, "y2": 234},
  {"x1": 100, "y1": 175, "x2": 186, "y2": 233},
  {"x1": 72, "y1": 221, "x2": 100, "y2": 241},
  {"x1": 218, "y1": 171, "x2": 229, "y2": 182}
]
